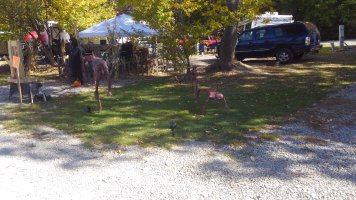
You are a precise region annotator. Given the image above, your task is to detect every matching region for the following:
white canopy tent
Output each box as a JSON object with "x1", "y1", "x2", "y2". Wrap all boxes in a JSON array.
[{"x1": 79, "y1": 14, "x2": 156, "y2": 38}]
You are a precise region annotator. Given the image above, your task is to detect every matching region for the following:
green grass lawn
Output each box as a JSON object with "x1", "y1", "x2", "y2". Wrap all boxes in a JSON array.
[{"x1": 3, "y1": 49, "x2": 356, "y2": 147}]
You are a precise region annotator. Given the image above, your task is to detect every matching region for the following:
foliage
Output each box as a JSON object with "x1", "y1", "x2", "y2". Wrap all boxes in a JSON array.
[
  {"x1": 51, "y1": 0, "x2": 116, "y2": 33},
  {"x1": 0, "y1": 0, "x2": 115, "y2": 75},
  {"x1": 116, "y1": 0, "x2": 271, "y2": 71},
  {"x1": 0, "y1": 0, "x2": 115, "y2": 39},
  {"x1": 273, "y1": 0, "x2": 356, "y2": 40}
]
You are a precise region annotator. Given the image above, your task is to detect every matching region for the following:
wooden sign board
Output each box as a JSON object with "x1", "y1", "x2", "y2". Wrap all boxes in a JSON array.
[
  {"x1": 8, "y1": 40, "x2": 25, "y2": 104},
  {"x1": 12, "y1": 56, "x2": 20, "y2": 69},
  {"x1": 8, "y1": 40, "x2": 25, "y2": 79}
]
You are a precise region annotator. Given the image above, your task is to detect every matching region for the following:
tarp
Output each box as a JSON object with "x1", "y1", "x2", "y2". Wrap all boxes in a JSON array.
[{"x1": 79, "y1": 14, "x2": 156, "y2": 38}]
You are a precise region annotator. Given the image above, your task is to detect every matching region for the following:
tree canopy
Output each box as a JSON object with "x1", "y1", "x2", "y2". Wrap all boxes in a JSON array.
[
  {"x1": 117, "y1": 0, "x2": 271, "y2": 70},
  {"x1": 0, "y1": 0, "x2": 115, "y2": 39},
  {"x1": 273, "y1": 0, "x2": 356, "y2": 40}
]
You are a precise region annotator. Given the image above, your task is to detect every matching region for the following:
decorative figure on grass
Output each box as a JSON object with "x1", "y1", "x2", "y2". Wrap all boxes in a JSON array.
[
  {"x1": 82, "y1": 53, "x2": 113, "y2": 112},
  {"x1": 170, "y1": 119, "x2": 177, "y2": 137},
  {"x1": 191, "y1": 66, "x2": 229, "y2": 114},
  {"x1": 195, "y1": 88, "x2": 229, "y2": 114},
  {"x1": 83, "y1": 106, "x2": 92, "y2": 113}
]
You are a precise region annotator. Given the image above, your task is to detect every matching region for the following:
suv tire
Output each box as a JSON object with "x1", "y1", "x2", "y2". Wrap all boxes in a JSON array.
[{"x1": 276, "y1": 48, "x2": 294, "y2": 64}]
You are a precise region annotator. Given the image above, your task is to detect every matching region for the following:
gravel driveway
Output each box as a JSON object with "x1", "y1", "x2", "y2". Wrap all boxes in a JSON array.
[{"x1": 0, "y1": 78, "x2": 355, "y2": 199}]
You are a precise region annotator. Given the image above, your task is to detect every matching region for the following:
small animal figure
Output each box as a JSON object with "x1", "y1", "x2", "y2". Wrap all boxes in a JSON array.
[
  {"x1": 170, "y1": 119, "x2": 177, "y2": 136},
  {"x1": 83, "y1": 106, "x2": 92, "y2": 113},
  {"x1": 196, "y1": 88, "x2": 229, "y2": 114},
  {"x1": 9, "y1": 82, "x2": 43, "y2": 103}
]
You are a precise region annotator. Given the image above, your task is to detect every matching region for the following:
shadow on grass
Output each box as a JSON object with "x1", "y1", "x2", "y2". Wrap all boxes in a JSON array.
[
  {"x1": 0, "y1": 123, "x2": 354, "y2": 185},
  {"x1": 242, "y1": 47, "x2": 356, "y2": 67},
  {"x1": 3, "y1": 50, "x2": 356, "y2": 147}
]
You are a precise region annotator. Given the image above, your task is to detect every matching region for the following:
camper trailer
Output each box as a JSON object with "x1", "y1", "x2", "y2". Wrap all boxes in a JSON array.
[{"x1": 239, "y1": 12, "x2": 294, "y2": 31}]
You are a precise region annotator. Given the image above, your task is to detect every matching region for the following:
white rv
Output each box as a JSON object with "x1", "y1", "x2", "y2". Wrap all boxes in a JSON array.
[{"x1": 239, "y1": 12, "x2": 294, "y2": 31}]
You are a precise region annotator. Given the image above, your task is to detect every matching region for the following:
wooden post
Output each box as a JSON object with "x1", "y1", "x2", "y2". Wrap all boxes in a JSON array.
[
  {"x1": 330, "y1": 42, "x2": 335, "y2": 52},
  {"x1": 95, "y1": 91, "x2": 102, "y2": 112},
  {"x1": 8, "y1": 40, "x2": 25, "y2": 78},
  {"x1": 16, "y1": 69, "x2": 23, "y2": 104},
  {"x1": 8, "y1": 40, "x2": 26, "y2": 104}
]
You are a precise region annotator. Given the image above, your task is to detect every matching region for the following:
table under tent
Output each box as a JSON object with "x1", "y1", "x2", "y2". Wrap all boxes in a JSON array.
[{"x1": 78, "y1": 14, "x2": 165, "y2": 78}]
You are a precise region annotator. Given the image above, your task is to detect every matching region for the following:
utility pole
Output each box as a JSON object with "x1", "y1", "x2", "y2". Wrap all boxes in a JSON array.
[{"x1": 339, "y1": 25, "x2": 344, "y2": 49}]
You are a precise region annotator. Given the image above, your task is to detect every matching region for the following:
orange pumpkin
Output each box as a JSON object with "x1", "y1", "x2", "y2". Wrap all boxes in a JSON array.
[{"x1": 73, "y1": 80, "x2": 81, "y2": 87}]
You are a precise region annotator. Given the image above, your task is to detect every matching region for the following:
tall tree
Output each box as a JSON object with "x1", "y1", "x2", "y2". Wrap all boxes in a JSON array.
[
  {"x1": 0, "y1": 0, "x2": 115, "y2": 39},
  {"x1": 117, "y1": 0, "x2": 271, "y2": 71},
  {"x1": 219, "y1": 0, "x2": 240, "y2": 71},
  {"x1": 0, "y1": 0, "x2": 115, "y2": 74}
]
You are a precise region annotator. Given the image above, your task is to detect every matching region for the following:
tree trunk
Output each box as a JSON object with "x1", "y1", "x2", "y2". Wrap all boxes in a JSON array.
[
  {"x1": 219, "y1": 25, "x2": 239, "y2": 70},
  {"x1": 183, "y1": 47, "x2": 191, "y2": 74},
  {"x1": 219, "y1": 0, "x2": 240, "y2": 70},
  {"x1": 185, "y1": 54, "x2": 191, "y2": 74}
]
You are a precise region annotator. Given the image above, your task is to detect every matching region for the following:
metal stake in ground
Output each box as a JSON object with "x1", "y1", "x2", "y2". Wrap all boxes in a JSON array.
[{"x1": 95, "y1": 91, "x2": 103, "y2": 112}]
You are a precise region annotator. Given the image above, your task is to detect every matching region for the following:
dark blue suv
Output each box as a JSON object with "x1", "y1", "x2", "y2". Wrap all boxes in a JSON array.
[{"x1": 235, "y1": 22, "x2": 322, "y2": 64}]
